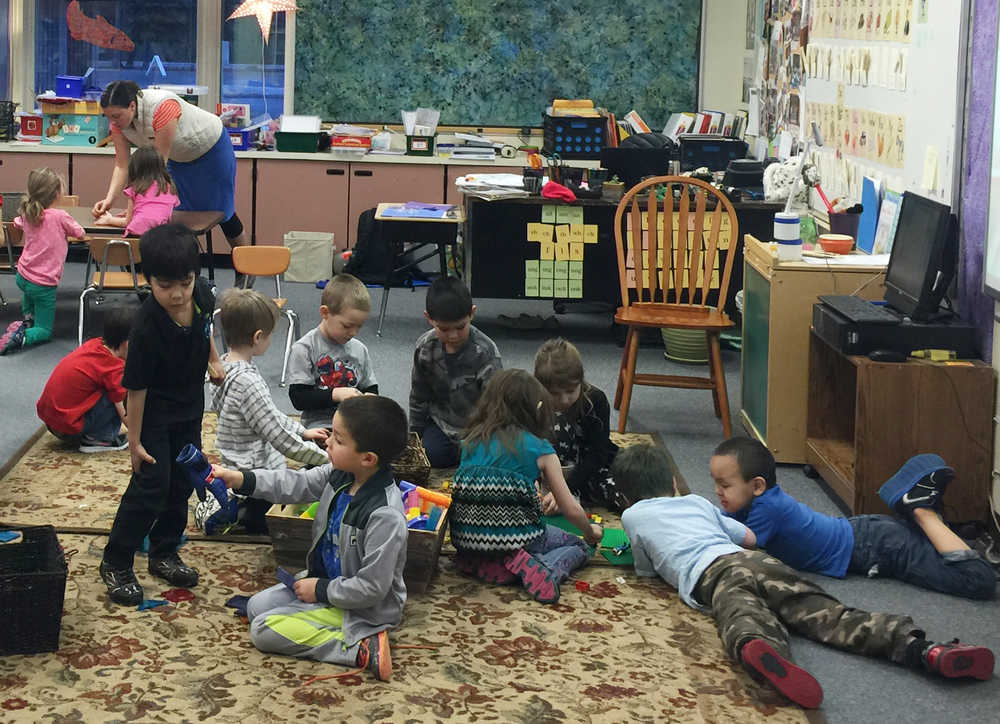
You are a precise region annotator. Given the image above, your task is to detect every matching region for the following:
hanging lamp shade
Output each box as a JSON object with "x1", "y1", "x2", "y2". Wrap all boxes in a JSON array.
[{"x1": 227, "y1": 0, "x2": 298, "y2": 44}]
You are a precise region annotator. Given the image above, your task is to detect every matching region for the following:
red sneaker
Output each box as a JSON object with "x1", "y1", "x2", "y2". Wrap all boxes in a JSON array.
[
  {"x1": 356, "y1": 630, "x2": 392, "y2": 681},
  {"x1": 504, "y1": 549, "x2": 560, "y2": 604},
  {"x1": 740, "y1": 639, "x2": 824, "y2": 709},
  {"x1": 925, "y1": 640, "x2": 994, "y2": 681}
]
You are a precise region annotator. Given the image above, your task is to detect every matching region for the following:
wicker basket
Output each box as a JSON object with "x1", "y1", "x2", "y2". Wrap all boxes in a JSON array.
[
  {"x1": 0, "y1": 525, "x2": 68, "y2": 654},
  {"x1": 392, "y1": 432, "x2": 431, "y2": 486}
]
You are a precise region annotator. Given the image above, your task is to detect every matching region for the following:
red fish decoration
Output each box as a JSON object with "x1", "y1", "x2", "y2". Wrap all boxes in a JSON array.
[{"x1": 66, "y1": 0, "x2": 135, "y2": 52}]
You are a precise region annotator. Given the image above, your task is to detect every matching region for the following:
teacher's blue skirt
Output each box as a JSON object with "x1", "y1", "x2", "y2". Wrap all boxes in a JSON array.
[{"x1": 168, "y1": 129, "x2": 236, "y2": 220}]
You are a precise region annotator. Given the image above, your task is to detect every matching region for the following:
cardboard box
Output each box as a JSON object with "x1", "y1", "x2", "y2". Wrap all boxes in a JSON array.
[
  {"x1": 266, "y1": 503, "x2": 448, "y2": 594},
  {"x1": 19, "y1": 114, "x2": 43, "y2": 138},
  {"x1": 330, "y1": 134, "x2": 372, "y2": 150},
  {"x1": 41, "y1": 113, "x2": 109, "y2": 147},
  {"x1": 39, "y1": 99, "x2": 102, "y2": 115},
  {"x1": 228, "y1": 128, "x2": 257, "y2": 151}
]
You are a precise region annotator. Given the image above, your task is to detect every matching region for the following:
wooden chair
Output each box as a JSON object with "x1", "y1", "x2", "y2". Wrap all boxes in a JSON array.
[
  {"x1": 612, "y1": 175, "x2": 740, "y2": 437},
  {"x1": 78, "y1": 236, "x2": 148, "y2": 344},
  {"x1": 220, "y1": 245, "x2": 300, "y2": 387},
  {"x1": 54, "y1": 195, "x2": 79, "y2": 207}
]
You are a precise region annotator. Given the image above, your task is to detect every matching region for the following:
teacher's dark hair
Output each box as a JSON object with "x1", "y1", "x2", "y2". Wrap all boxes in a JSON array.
[{"x1": 100, "y1": 80, "x2": 142, "y2": 109}]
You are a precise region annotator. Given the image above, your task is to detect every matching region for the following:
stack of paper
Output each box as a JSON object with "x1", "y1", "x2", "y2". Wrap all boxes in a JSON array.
[{"x1": 454, "y1": 173, "x2": 528, "y2": 200}]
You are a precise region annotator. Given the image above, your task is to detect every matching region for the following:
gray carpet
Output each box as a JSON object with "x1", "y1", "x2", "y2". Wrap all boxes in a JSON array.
[{"x1": 1, "y1": 259, "x2": 998, "y2": 721}]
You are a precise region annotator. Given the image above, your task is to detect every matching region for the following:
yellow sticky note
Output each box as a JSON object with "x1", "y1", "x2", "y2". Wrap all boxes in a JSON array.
[
  {"x1": 584, "y1": 225, "x2": 598, "y2": 244},
  {"x1": 541, "y1": 205, "x2": 557, "y2": 224},
  {"x1": 539, "y1": 277, "x2": 554, "y2": 297},
  {"x1": 569, "y1": 242, "x2": 584, "y2": 261},
  {"x1": 525, "y1": 277, "x2": 539, "y2": 296},
  {"x1": 555, "y1": 225, "x2": 570, "y2": 243},
  {"x1": 554, "y1": 278, "x2": 569, "y2": 298},
  {"x1": 540, "y1": 241, "x2": 555, "y2": 260},
  {"x1": 555, "y1": 241, "x2": 570, "y2": 260},
  {"x1": 539, "y1": 260, "x2": 554, "y2": 278},
  {"x1": 527, "y1": 222, "x2": 553, "y2": 243},
  {"x1": 568, "y1": 260, "x2": 583, "y2": 280},
  {"x1": 569, "y1": 224, "x2": 584, "y2": 243},
  {"x1": 554, "y1": 260, "x2": 569, "y2": 279},
  {"x1": 556, "y1": 206, "x2": 584, "y2": 225},
  {"x1": 568, "y1": 279, "x2": 583, "y2": 298}
]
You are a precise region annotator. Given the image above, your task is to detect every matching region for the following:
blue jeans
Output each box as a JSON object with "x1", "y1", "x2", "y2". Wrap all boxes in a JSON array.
[
  {"x1": 421, "y1": 423, "x2": 460, "y2": 468},
  {"x1": 848, "y1": 515, "x2": 995, "y2": 600},
  {"x1": 82, "y1": 394, "x2": 122, "y2": 442},
  {"x1": 523, "y1": 525, "x2": 591, "y2": 583}
]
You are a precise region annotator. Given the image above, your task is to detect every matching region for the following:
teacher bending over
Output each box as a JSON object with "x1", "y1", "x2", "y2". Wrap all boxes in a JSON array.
[{"x1": 93, "y1": 81, "x2": 249, "y2": 268}]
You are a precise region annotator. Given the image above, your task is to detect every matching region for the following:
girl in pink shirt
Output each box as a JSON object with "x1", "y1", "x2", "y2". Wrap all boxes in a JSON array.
[
  {"x1": 0, "y1": 168, "x2": 85, "y2": 355},
  {"x1": 95, "y1": 147, "x2": 179, "y2": 237}
]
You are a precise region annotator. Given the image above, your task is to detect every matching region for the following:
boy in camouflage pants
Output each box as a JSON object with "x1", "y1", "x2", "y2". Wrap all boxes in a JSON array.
[{"x1": 616, "y1": 444, "x2": 994, "y2": 709}]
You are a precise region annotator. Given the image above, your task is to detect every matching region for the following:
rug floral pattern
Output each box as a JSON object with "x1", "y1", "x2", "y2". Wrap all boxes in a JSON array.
[{"x1": 0, "y1": 534, "x2": 808, "y2": 723}]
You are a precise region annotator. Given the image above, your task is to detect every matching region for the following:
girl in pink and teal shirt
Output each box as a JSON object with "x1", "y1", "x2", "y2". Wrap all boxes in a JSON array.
[
  {"x1": 0, "y1": 167, "x2": 84, "y2": 355},
  {"x1": 95, "y1": 147, "x2": 179, "y2": 236}
]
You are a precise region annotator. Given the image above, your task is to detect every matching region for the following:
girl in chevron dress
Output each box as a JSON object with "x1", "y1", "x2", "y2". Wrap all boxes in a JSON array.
[{"x1": 449, "y1": 369, "x2": 604, "y2": 604}]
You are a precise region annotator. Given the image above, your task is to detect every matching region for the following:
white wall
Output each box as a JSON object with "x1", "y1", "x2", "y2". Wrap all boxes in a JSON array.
[{"x1": 700, "y1": 0, "x2": 749, "y2": 112}]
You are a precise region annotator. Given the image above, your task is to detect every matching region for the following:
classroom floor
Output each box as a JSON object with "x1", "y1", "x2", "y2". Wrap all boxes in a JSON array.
[{"x1": 0, "y1": 260, "x2": 998, "y2": 722}]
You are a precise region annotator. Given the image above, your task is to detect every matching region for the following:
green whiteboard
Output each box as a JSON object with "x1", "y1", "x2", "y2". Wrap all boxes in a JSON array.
[{"x1": 295, "y1": 0, "x2": 701, "y2": 127}]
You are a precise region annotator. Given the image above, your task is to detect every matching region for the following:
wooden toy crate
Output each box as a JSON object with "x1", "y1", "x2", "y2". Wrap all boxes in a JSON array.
[
  {"x1": 0, "y1": 525, "x2": 68, "y2": 654},
  {"x1": 266, "y1": 503, "x2": 448, "y2": 594}
]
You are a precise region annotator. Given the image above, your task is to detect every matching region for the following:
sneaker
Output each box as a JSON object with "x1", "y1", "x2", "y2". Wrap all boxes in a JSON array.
[
  {"x1": 878, "y1": 454, "x2": 954, "y2": 514},
  {"x1": 740, "y1": 639, "x2": 824, "y2": 709},
  {"x1": 148, "y1": 553, "x2": 199, "y2": 588},
  {"x1": 923, "y1": 640, "x2": 994, "y2": 681},
  {"x1": 0, "y1": 320, "x2": 26, "y2": 355},
  {"x1": 504, "y1": 548, "x2": 560, "y2": 604},
  {"x1": 79, "y1": 433, "x2": 129, "y2": 453},
  {"x1": 99, "y1": 561, "x2": 144, "y2": 606},
  {"x1": 356, "y1": 630, "x2": 392, "y2": 681}
]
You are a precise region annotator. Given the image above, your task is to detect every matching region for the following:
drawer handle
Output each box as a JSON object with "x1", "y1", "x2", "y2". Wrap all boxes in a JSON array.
[
  {"x1": 353, "y1": 170, "x2": 373, "y2": 177},
  {"x1": 326, "y1": 168, "x2": 344, "y2": 175}
]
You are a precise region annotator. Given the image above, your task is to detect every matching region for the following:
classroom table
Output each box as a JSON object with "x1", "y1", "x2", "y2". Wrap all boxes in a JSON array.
[
  {"x1": 65, "y1": 207, "x2": 226, "y2": 281},
  {"x1": 373, "y1": 202, "x2": 465, "y2": 336}
]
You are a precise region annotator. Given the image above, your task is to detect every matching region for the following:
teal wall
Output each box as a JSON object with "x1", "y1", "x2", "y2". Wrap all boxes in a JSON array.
[{"x1": 295, "y1": 0, "x2": 701, "y2": 127}]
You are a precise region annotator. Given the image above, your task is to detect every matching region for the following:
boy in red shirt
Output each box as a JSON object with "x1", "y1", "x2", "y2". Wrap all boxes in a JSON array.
[{"x1": 37, "y1": 307, "x2": 134, "y2": 452}]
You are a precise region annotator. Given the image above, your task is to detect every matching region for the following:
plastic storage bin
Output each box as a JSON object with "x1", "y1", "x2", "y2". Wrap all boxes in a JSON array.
[
  {"x1": 0, "y1": 525, "x2": 68, "y2": 654},
  {"x1": 275, "y1": 131, "x2": 321, "y2": 153},
  {"x1": 542, "y1": 113, "x2": 606, "y2": 160}
]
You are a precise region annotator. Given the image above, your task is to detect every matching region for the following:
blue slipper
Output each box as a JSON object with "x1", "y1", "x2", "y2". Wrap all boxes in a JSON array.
[{"x1": 878, "y1": 454, "x2": 953, "y2": 510}]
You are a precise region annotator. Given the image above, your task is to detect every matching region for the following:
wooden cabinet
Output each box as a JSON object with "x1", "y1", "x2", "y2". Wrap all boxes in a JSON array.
[
  {"x1": 805, "y1": 330, "x2": 994, "y2": 521},
  {"x1": 233, "y1": 158, "x2": 253, "y2": 253},
  {"x1": 445, "y1": 165, "x2": 501, "y2": 206},
  {"x1": 740, "y1": 236, "x2": 886, "y2": 463},
  {"x1": 0, "y1": 152, "x2": 70, "y2": 194},
  {"x1": 255, "y1": 159, "x2": 350, "y2": 249},
  {"x1": 346, "y1": 163, "x2": 444, "y2": 247},
  {"x1": 70, "y1": 153, "x2": 117, "y2": 211}
]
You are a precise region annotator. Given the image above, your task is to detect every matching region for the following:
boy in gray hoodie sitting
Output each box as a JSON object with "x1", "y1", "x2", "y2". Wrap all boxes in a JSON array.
[{"x1": 211, "y1": 395, "x2": 409, "y2": 681}]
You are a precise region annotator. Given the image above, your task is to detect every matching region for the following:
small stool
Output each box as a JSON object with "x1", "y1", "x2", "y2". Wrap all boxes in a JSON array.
[
  {"x1": 172, "y1": 210, "x2": 226, "y2": 282},
  {"x1": 373, "y1": 202, "x2": 465, "y2": 336}
]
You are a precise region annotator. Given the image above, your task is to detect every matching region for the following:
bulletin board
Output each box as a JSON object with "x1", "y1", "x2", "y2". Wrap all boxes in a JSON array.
[
  {"x1": 293, "y1": 0, "x2": 701, "y2": 127},
  {"x1": 799, "y1": 0, "x2": 968, "y2": 206}
]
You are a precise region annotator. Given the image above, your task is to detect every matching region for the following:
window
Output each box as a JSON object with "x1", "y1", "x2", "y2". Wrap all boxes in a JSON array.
[
  {"x1": 221, "y1": 0, "x2": 286, "y2": 120},
  {"x1": 34, "y1": 0, "x2": 198, "y2": 98},
  {"x1": 0, "y1": 0, "x2": 8, "y2": 100}
]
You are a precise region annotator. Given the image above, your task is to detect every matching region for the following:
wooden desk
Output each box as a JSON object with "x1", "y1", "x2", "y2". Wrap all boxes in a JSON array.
[
  {"x1": 65, "y1": 207, "x2": 225, "y2": 281},
  {"x1": 373, "y1": 202, "x2": 465, "y2": 336},
  {"x1": 741, "y1": 237, "x2": 887, "y2": 463},
  {"x1": 805, "y1": 330, "x2": 994, "y2": 521}
]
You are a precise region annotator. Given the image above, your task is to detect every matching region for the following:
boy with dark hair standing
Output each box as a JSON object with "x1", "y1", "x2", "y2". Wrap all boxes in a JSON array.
[
  {"x1": 410, "y1": 276, "x2": 501, "y2": 467},
  {"x1": 615, "y1": 443, "x2": 994, "y2": 710},
  {"x1": 210, "y1": 395, "x2": 410, "y2": 681},
  {"x1": 713, "y1": 437, "x2": 995, "y2": 600},
  {"x1": 37, "y1": 306, "x2": 135, "y2": 452},
  {"x1": 99, "y1": 223, "x2": 224, "y2": 606},
  {"x1": 287, "y1": 273, "x2": 378, "y2": 430}
]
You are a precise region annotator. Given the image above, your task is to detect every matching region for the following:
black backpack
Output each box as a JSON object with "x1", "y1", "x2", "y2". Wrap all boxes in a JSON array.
[{"x1": 343, "y1": 207, "x2": 429, "y2": 286}]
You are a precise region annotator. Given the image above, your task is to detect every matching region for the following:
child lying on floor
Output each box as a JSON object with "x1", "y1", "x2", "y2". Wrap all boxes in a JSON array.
[{"x1": 615, "y1": 443, "x2": 994, "y2": 709}]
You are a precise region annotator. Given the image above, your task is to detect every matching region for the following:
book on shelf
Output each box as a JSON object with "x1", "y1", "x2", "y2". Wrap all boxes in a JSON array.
[
  {"x1": 622, "y1": 109, "x2": 651, "y2": 134},
  {"x1": 663, "y1": 112, "x2": 696, "y2": 142}
]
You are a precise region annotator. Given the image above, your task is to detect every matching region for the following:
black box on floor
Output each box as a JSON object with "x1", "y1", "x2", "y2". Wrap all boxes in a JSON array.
[
  {"x1": 811, "y1": 303, "x2": 978, "y2": 357},
  {"x1": 0, "y1": 525, "x2": 68, "y2": 654}
]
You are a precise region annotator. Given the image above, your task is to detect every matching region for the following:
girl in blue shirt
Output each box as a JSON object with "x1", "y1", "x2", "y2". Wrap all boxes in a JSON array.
[{"x1": 450, "y1": 369, "x2": 603, "y2": 603}]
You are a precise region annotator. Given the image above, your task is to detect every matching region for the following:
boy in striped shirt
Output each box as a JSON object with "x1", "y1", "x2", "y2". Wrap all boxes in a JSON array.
[{"x1": 213, "y1": 289, "x2": 329, "y2": 532}]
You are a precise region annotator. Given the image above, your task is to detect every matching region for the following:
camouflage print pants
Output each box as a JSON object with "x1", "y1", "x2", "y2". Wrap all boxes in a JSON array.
[{"x1": 694, "y1": 550, "x2": 916, "y2": 664}]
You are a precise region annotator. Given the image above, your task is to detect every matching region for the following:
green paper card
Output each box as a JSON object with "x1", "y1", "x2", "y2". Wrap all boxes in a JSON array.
[
  {"x1": 539, "y1": 260, "x2": 554, "y2": 278},
  {"x1": 539, "y1": 277, "x2": 554, "y2": 297},
  {"x1": 525, "y1": 259, "x2": 539, "y2": 276},
  {"x1": 568, "y1": 260, "x2": 583, "y2": 279},
  {"x1": 525, "y1": 277, "x2": 539, "y2": 296},
  {"x1": 568, "y1": 279, "x2": 583, "y2": 298},
  {"x1": 554, "y1": 278, "x2": 568, "y2": 298},
  {"x1": 553, "y1": 260, "x2": 569, "y2": 279},
  {"x1": 541, "y1": 205, "x2": 557, "y2": 224},
  {"x1": 556, "y1": 206, "x2": 584, "y2": 225}
]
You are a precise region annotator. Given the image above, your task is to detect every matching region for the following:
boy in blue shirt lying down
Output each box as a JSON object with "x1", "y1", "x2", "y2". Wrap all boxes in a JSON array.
[
  {"x1": 615, "y1": 443, "x2": 993, "y2": 710},
  {"x1": 713, "y1": 437, "x2": 995, "y2": 600}
]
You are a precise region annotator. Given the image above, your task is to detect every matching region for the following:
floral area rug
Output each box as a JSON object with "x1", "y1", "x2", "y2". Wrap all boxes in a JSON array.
[
  {"x1": 0, "y1": 415, "x2": 678, "y2": 541},
  {"x1": 0, "y1": 533, "x2": 813, "y2": 723}
]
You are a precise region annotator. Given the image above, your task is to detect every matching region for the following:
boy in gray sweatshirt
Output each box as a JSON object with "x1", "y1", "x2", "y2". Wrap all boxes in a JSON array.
[{"x1": 211, "y1": 395, "x2": 409, "y2": 681}]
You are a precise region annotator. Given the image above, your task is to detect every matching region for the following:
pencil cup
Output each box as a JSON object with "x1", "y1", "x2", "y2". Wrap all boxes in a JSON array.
[{"x1": 774, "y1": 211, "x2": 802, "y2": 262}]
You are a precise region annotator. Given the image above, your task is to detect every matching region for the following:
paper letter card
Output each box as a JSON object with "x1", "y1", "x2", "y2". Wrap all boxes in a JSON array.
[
  {"x1": 569, "y1": 242, "x2": 584, "y2": 261},
  {"x1": 554, "y1": 279, "x2": 569, "y2": 298},
  {"x1": 584, "y1": 225, "x2": 599, "y2": 244},
  {"x1": 539, "y1": 260, "x2": 554, "y2": 278},
  {"x1": 556, "y1": 207, "x2": 584, "y2": 225},
  {"x1": 555, "y1": 225, "x2": 570, "y2": 244},
  {"x1": 569, "y1": 224, "x2": 584, "y2": 243},
  {"x1": 568, "y1": 260, "x2": 584, "y2": 280},
  {"x1": 539, "y1": 277, "x2": 554, "y2": 297},
  {"x1": 568, "y1": 279, "x2": 583, "y2": 298},
  {"x1": 540, "y1": 241, "x2": 555, "y2": 260},
  {"x1": 525, "y1": 259, "x2": 539, "y2": 279},
  {"x1": 525, "y1": 277, "x2": 540, "y2": 296},
  {"x1": 541, "y1": 205, "x2": 557, "y2": 224},
  {"x1": 555, "y1": 241, "x2": 571, "y2": 261},
  {"x1": 554, "y1": 260, "x2": 569, "y2": 279},
  {"x1": 527, "y1": 223, "x2": 553, "y2": 243}
]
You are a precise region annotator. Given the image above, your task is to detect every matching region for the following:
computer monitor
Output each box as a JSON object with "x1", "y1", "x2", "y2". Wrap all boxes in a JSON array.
[{"x1": 883, "y1": 191, "x2": 957, "y2": 321}]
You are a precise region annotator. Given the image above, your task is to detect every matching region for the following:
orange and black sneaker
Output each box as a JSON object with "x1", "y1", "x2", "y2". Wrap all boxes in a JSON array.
[
  {"x1": 356, "y1": 630, "x2": 392, "y2": 681},
  {"x1": 922, "y1": 639, "x2": 994, "y2": 681}
]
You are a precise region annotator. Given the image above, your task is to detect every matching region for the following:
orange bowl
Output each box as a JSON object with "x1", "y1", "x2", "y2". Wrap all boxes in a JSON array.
[{"x1": 818, "y1": 233, "x2": 854, "y2": 254}]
